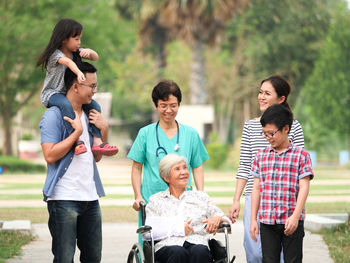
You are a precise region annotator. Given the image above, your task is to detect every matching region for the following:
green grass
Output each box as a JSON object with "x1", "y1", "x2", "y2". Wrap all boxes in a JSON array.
[
  {"x1": 305, "y1": 202, "x2": 350, "y2": 214},
  {"x1": 0, "y1": 230, "x2": 34, "y2": 263},
  {"x1": 0, "y1": 193, "x2": 135, "y2": 200},
  {"x1": 0, "y1": 207, "x2": 138, "y2": 223},
  {"x1": 320, "y1": 221, "x2": 350, "y2": 263},
  {"x1": 0, "y1": 163, "x2": 349, "y2": 261},
  {"x1": 0, "y1": 184, "x2": 44, "y2": 190}
]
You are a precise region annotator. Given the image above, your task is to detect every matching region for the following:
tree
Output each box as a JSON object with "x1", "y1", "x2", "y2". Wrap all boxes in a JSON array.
[
  {"x1": 209, "y1": 0, "x2": 337, "y2": 143},
  {"x1": 0, "y1": 1, "x2": 50, "y2": 155},
  {"x1": 296, "y1": 4, "x2": 350, "y2": 152},
  {"x1": 0, "y1": 0, "x2": 123, "y2": 155},
  {"x1": 158, "y1": 0, "x2": 249, "y2": 104}
]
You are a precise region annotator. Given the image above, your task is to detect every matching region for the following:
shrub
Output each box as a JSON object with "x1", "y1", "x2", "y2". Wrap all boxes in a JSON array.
[
  {"x1": 20, "y1": 134, "x2": 33, "y2": 141},
  {"x1": 0, "y1": 156, "x2": 45, "y2": 173},
  {"x1": 206, "y1": 134, "x2": 229, "y2": 169}
]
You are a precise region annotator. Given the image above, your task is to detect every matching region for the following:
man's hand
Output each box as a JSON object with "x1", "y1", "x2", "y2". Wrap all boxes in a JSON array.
[
  {"x1": 63, "y1": 111, "x2": 83, "y2": 136},
  {"x1": 284, "y1": 215, "x2": 299, "y2": 236},
  {"x1": 184, "y1": 220, "x2": 194, "y2": 236},
  {"x1": 203, "y1": 216, "x2": 222, "y2": 235},
  {"x1": 250, "y1": 220, "x2": 259, "y2": 242},
  {"x1": 89, "y1": 109, "x2": 108, "y2": 130},
  {"x1": 229, "y1": 200, "x2": 240, "y2": 223}
]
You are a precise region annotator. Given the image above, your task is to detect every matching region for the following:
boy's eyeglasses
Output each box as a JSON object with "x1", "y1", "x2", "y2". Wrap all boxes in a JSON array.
[
  {"x1": 261, "y1": 129, "x2": 279, "y2": 139},
  {"x1": 79, "y1": 83, "x2": 97, "y2": 91}
]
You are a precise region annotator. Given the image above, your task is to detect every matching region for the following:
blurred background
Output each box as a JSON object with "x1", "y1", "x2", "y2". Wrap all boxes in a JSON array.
[{"x1": 1, "y1": 0, "x2": 350, "y2": 169}]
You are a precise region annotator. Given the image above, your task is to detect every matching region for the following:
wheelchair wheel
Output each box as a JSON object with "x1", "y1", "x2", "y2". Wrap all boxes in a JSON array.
[{"x1": 127, "y1": 243, "x2": 145, "y2": 263}]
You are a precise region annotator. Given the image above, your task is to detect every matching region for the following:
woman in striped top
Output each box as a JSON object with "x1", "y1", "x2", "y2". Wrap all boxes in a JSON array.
[{"x1": 229, "y1": 76, "x2": 304, "y2": 263}]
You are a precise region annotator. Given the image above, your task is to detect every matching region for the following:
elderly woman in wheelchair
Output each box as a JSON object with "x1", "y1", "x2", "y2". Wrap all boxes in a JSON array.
[{"x1": 132, "y1": 153, "x2": 234, "y2": 263}]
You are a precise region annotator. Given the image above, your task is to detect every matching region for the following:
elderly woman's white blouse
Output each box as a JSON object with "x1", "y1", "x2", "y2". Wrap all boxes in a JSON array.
[{"x1": 145, "y1": 189, "x2": 229, "y2": 252}]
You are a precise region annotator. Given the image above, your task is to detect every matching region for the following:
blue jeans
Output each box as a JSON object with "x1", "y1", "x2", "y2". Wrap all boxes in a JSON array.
[
  {"x1": 47, "y1": 200, "x2": 102, "y2": 263},
  {"x1": 244, "y1": 195, "x2": 262, "y2": 263},
  {"x1": 48, "y1": 93, "x2": 101, "y2": 138}
]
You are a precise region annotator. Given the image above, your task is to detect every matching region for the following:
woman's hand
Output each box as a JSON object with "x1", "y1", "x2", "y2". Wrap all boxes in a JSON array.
[
  {"x1": 132, "y1": 197, "x2": 145, "y2": 211},
  {"x1": 184, "y1": 220, "x2": 194, "y2": 236},
  {"x1": 203, "y1": 216, "x2": 222, "y2": 234},
  {"x1": 229, "y1": 200, "x2": 240, "y2": 223}
]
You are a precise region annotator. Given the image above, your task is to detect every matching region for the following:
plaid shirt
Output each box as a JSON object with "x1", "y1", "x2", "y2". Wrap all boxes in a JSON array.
[{"x1": 251, "y1": 142, "x2": 314, "y2": 225}]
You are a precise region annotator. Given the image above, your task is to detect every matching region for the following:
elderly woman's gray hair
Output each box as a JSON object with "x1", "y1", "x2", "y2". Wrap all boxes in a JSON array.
[{"x1": 159, "y1": 154, "x2": 188, "y2": 182}]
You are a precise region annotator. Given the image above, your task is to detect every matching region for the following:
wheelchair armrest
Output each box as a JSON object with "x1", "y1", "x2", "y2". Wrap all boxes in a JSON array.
[
  {"x1": 217, "y1": 221, "x2": 231, "y2": 234},
  {"x1": 136, "y1": 225, "x2": 152, "y2": 235}
]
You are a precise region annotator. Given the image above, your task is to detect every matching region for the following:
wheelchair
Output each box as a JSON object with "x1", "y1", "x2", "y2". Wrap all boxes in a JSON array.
[{"x1": 127, "y1": 202, "x2": 236, "y2": 263}]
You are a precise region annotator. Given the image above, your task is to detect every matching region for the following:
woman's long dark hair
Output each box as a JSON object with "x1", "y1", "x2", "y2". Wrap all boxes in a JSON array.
[
  {"x1": 261, "y1": 75, "x2": 292, "y2": 112},
  {"x1": 36, "y1": 18, "x2": 82, "y2": 71}
]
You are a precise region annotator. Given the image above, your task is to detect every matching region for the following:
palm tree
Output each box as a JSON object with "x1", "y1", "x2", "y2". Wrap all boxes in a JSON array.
[
  {"x1": 139, "y1": 11, "x2": 173, "y2": 80},
  {"x1": 157, "y1": 0, "x2": 249, "y2": 104}
]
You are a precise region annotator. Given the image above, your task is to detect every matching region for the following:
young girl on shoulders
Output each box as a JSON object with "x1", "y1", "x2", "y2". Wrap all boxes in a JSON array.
[{"x1": 37, "y1": 18, "x2": 118, "y2": 156}]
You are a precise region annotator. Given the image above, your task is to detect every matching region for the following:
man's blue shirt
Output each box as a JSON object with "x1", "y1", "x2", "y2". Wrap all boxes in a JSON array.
[{"x1": 40, "y1": 106, "x2": 105, "y2": 201}]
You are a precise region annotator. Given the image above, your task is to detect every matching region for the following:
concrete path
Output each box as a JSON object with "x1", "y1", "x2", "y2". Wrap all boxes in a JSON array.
[
  {"x1": 6, "y1": 221, "x2": 333, "y2": 263},
  {"x1": 2, "y1": 157, "x2": 336, "y2": 262}
]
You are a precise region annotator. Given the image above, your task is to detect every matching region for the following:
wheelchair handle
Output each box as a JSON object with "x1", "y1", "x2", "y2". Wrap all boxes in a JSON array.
[{"x1": 140, "y1": 201, "x2": 146, "y2": 225}]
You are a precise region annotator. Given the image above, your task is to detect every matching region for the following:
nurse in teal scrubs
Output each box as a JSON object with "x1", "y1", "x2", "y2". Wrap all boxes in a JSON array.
[{"x1": 128, "y1": 80, "x2": 209, "y2": 214}]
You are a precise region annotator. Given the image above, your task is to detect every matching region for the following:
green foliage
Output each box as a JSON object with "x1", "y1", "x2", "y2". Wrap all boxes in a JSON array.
[
  {"x1": 0, "y1": 231, "x2": 34, "y2": 263},
  {"x1": 20, "y1": 134, "x2": 33, "y2": 141},
  {"x1": 0, "y1": 0, "x2": 134, "y2": 154},
  {"x1": 110, "y1": 48, "x2": 157, "y2": 139},
  {"x1": 207, "y1": 0, "x2": 337, "y2": 143},
  {"x1": 206, "y1": 133, "x2": 229, "y2": 169},
  {"x1": 320, "y1": 220, "x2": 350, "y2": 262},
  {"x1": 223, "y1": 0, "x2": 336, "y2": 103},
  {"x1": 0, "y1": 156, "x2": 45, "y2": 173},
  {"x1": 296, "y1": 4, "x2": 350, "y2": 152}
]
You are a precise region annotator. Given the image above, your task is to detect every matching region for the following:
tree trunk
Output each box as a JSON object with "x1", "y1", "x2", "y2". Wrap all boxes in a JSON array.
[
  {"x1": 1, "y1": 112, "x2": 13, "y2": 156},
  {"x1": 243, "y1": 98, "x2": 250, "y2": 122},
  {"x1": 190, "y1": 39, "x2": 207, "y2": 105},
  {"x1": 213, "y1": 96, "x2": 235, "y2": 143},
  {"x1": 154, "y1": 44, "x2": 167, "y2": 81}
]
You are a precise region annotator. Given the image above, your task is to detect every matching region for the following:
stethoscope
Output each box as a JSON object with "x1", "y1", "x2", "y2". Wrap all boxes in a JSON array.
[{"x1": 156, "y1": 120, "x2": 180, "y2": 161}]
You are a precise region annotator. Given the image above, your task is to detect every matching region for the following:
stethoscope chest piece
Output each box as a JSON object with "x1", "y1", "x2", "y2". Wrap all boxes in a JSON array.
[{"x1": 156, "y1": 120, "x2": 180, "y2": 159}]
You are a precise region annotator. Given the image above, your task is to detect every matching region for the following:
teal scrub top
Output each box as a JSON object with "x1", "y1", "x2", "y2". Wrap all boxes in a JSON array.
[{"x1": 128, "y1": 122, "x2": 209, "y2": 203}]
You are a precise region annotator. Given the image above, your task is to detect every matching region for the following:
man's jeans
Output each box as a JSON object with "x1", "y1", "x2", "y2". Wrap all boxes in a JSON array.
[{"x1": 47, "y1": 200, "x2": 102, "y2": 263}]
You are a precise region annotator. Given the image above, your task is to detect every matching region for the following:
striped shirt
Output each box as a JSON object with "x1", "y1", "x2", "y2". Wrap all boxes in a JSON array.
[
  {"x1": 251, "y1": 143, "x2": 314, "y2": 224},
  {"x1": 236, "y1": 118, "x2": 304, "y2": 196}
]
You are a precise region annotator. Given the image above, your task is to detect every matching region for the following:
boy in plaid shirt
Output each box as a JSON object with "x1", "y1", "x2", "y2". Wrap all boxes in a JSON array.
[{"x1": 250, "y1": 104, "x2": 314, "y2": 263}]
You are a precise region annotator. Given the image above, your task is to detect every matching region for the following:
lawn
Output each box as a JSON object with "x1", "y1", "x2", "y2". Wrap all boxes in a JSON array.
[
  {"x1": 0, "y1": 162, "x2": 349, "y2": 262},
  {"x1": 0, "y1": 230, "x2": 34, "y2": 263}
]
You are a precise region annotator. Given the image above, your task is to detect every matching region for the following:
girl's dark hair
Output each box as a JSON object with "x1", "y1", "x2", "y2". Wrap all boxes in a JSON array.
[
  {"x1": 261, "y1": 75, "x2": 292, "y2": 112},
  {"x1": 152, "y1": 80, "x2": 182, "y2": 106},
  {"x1": 260, "y1": 104, "x2": 293, "y2": 132},
  {"x1": 36, "y1": 18, "x2": 83, "y2": 70}
]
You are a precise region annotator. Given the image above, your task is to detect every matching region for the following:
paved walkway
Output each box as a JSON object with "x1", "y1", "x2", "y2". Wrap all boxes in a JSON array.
[
  {"x1": 6, "y1": 221, "x2": 333, "y2": 263},
  {"x1": 2, "y1": 157, "x2": 335, "y2": 262}
]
